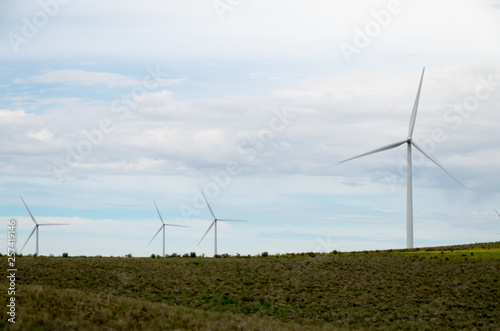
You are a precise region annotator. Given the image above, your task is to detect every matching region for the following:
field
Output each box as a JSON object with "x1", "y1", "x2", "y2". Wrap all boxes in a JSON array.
[{"x1": 2, "y1": 242, "x2": 500, "y2": 330}]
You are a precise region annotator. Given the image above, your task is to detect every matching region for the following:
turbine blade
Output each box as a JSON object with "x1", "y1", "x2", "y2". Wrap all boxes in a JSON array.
[
  {"x1": 411, "y1": 141, "x2": 465, "y2": 187},
  {"x1": 20, "y1": 196, "x2": 37, "y2": 225},
  {"x1": 149, "y1": 226, "x2": 163, "y2": 245},
  {"x1": 38, "y1": 223, "x2": 69, "y2": 226},
  {"x1": 164, "y1": 224, "x2": 189, "y2": 228},
  {"x1": 217, "y1": 218, "x2": 247, "y2": 222},
  {"x1": 201, "y1": 191, "x2": 216, "y2": 219},
  {"x1": 21, "y1": 227, "x2": 37, "y2": 253},
  {"x1": 154, "y1": 201, "x2": 165, "y2": 224},
  {"x1": 339, "y1": 140, "x2": 408, "y2": 163},
  {"x1": 198, "y1": 220, "x2": 216, "y2": 246},
  {"x1": 495, "y1": 209, "x2": 500, "y2": 218},
  {"x1": 408, "y1": 67, "x2": 425, "y2": 138}
]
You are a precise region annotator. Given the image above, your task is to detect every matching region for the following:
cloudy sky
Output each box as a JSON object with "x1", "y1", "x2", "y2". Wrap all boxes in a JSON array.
[{"x1": 1, "y1": 0, "x2": 499, "y2": 257}]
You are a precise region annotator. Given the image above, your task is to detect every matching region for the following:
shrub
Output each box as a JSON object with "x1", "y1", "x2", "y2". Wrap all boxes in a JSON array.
[
  {"x1": 190, "y1": 252, "x2": 197, "y2": 258},
  {"x1": 214, "y1": 254, "x2": 221, "y2": 258},
  {"x1": 125, "y1": 254, "x2": 132, "y2": 258},
  {"x1": 182, "y1": 253, "x2": 190, "y2": 258},
  {"x1": 262, "y1": 251, "x2": 269, "y2": 257},
  {"x1": 151, "y1": 254, "x2": 156, "y2": 259},
  {"x1": 62, "y1": 252, "x2": 69, "y2": 258}
]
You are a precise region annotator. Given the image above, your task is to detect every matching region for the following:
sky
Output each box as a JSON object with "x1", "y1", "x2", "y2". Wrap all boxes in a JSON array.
[{"x1": 1, "y1": 0, "x2": 499, "y2": 257}]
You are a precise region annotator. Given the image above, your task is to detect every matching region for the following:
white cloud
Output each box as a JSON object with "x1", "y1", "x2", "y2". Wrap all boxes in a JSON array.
[
  {"x1": 2, "y1": 0, "x2": 498, "y2": 62},
  {"x1": 14, "y1": 69, "x2": 138, "y2": 87},
  {"x1": 28, "y1": 128, "x2": 54, "y2": 141},
  {"x1": 2, "y1": 63, "x2": 499, "y2": 184},
  {"x1": 13, "y1": 69, "x2": 185, "y2": 88},
  {"x1": 0, "y1": 109, "x2": 29, "y2": 123}
]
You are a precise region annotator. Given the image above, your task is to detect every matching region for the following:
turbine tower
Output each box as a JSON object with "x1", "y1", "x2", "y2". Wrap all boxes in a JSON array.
[
  {"x1": 339, "y1": 68, "x2": 464, "y2": 249},
  {"x1": 198, "y1": 192, "x2": 246, "y2": 256},
  {"x1": 20, "y1": 196, "x2": 68, "y2": 256},
  {"x1": 149, "y1": 201, "x2": 188, "y2": 257}
]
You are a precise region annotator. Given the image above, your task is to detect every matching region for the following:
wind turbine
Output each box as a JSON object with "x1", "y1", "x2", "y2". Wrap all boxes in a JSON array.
[
  {"x1": 198, "y1": 192, "x2": 246, "y2": 256},
  {"x1": 339, "y1": 68, "x2": 465, "y2": 249},
  {"x1": 149, "y1": 201, "x2": 188, "y2": 257},
  {"x1": 495, "y1": 209, "x2": 500, "y2": 218},
  {"x1": 20, "y1": 196, "x2": 68, "y2": 256}
]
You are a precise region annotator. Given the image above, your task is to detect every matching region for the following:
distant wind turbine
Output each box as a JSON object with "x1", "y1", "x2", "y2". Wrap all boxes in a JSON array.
[
  {"x1": 339, "y1": 68, "x2": 465, "y2": 249},
  {"x1": 149, "y1": 201, "x2": 188, "y2": 257},
  {"x1": 20, "y1": 196, "x2": 68, "y2": 256},
  {"x1": 198, "y1": 192, "x2": 246, "y2": 256}
]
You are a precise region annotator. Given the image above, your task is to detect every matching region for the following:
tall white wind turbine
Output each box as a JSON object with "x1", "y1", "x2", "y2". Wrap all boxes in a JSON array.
[
  {"x1": 149, "y1": 201, "x2": 188, "y2": 257},
  {"x1": 198, "y1": 192, "x2": 246, "y2": 256},
  {"x1": 339, "y1": 68, "x2": 465, "y2": 249},
  {"x1": 20, "y1": 196, "x2": 68, "y2": 256}
]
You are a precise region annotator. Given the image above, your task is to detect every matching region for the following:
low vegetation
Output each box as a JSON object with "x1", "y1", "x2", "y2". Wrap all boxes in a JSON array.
[
  {"x1": 2, "y1": 242, "x2": 500, "y2": 330},
  {"x1": 2, "y1": 285, "x2": 315, "y2": 330}
]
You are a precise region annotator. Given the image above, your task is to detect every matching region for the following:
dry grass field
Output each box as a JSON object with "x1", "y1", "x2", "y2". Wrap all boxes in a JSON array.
[{"x1": 2, "y1": 242, "x2": 500, "y2": 330}]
